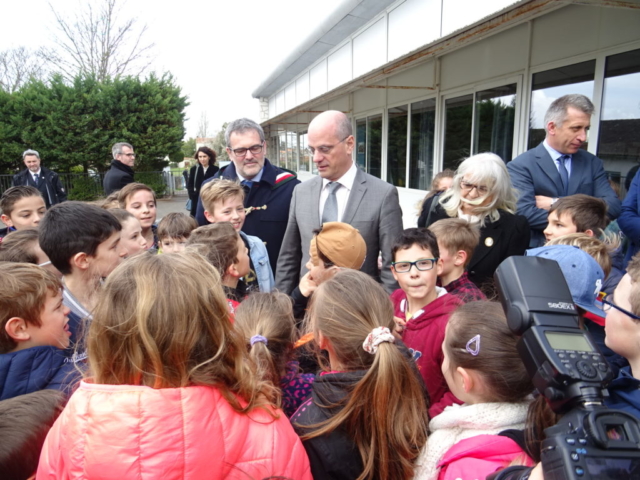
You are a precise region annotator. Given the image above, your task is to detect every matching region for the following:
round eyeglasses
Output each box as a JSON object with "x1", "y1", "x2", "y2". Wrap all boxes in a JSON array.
[{"x1": 460, "y1": 180, "x2": 489, "y2": 195}]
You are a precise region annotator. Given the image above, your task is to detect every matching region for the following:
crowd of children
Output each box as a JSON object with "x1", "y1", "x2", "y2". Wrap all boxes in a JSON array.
[{"x1": 2, "y1": 165, "x2": 640, "y2": 480}]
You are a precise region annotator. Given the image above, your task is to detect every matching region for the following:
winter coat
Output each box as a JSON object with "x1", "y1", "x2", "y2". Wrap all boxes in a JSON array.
[
  {"x1": 605, "y1": 366, "x2": 640, "y2": 419},
  {"x1": 103, "y1": 160, "x2": 135, "y2": 195},
  {"x1": 0, "y1": 346, "x2": 81, "y2": 401},
  {"x1": 392, "y1": 287, "x2": 463, "y2": 417},
  {"x1": 414, "y1": 401, "x2": 533, "y2": 480},
  {"x1": 37, "y1": 381, "x2": 312, "y2": 480},
  {"x1": 187, "y1": 163, "x2": 219, "y2": 216},
  {"x1": 12, "y1": 166, "x2": 67, "y2": 208}
]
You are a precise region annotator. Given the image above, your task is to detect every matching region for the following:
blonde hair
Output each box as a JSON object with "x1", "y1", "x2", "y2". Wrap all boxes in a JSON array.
[
  {"x1": 428, "y1": 218, "x2": 480, "y2": 268},
  {"x1": 88, "y1": 253, "x2": 278, "y2": 414},
  {"x1": 200, "y1": 179, "x2": 245, "y2": 215},
  {"x1": 301, "y1": 269, "x2": 429, "y2": 480},
  {"x1": 234, "y1": 292, "x2": 298, "y2": 404},
  {"x1": 0, "y1": 263, "x2": 62, "y2": 353},
  {"x1": 547, "y1": 233, "x2": 612, "y2": 278},
  {"x1": 626, "y1": 252, "x2": 640, "y2": 317},
  {"x1": 440, "y1": 153, "x2": 517, "y2": 226}
]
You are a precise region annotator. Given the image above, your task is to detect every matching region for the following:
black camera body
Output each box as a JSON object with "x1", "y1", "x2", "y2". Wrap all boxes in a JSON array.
[{"x1": 495, "y1": 256, "x2": 640, "y2": 480}]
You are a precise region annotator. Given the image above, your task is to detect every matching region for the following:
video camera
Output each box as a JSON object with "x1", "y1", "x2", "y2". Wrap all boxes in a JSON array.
[{"x1": 493, "y1": 255, "x2": 640, "y2": 480}]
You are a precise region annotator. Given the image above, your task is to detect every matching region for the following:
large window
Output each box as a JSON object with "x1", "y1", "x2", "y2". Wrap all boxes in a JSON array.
[
  {"x1": 355, "y1": 114, "x2": 382, "y2": 178},
  {"x1": 597, "y1": 48, "x2": 640, "y2": 187},
  {"x1": 387, "y1": 106, "x2": 408, "y2": 187},
  {"x1": 474, "y1": 84, "x2": 517, "y2": 162},
  {"x1": 279, "y1": 132, "x2": 286, "y2": 168},
  {"x1": 443, "y1": 94, "x2": 473, "y2": 171},
  {"x1": 298, "y1": 132, "x2": 311, "y2": 172},
  {"x1": 528, "y1": 60, "x2": 595, "y2": 149},
  {"x1": 410, "y1": 99, "x2": 436, "y2": 190}
]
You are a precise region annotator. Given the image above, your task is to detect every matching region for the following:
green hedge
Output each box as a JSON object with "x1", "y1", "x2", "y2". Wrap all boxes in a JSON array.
[{"x1": 135, "y1": 172, "x2": 167, "y2": 198}]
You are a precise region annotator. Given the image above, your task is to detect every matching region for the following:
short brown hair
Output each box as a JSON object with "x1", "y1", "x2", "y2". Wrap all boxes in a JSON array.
[
  {"x1": 0, "y1": 262, "x2": 62, "y2": 353},
  {"x1": 549, "y1": 194, "x2": 608, "y2": 236},
  {"x1": 186, "y1": 223, "x2": 239, "y2": 275},
  {"x1": 157, "y1": 212, "x2": 198, "y2": 241},
  {"x1": 547, "y1": 233, "x2": 612, "y2": 277},
  {"x1": 428, "y1": 218, "x2": 480, "y2": 267},
  {"x1": 0, "y1": 186, "x2": 43, "y2": 217},
  {"x1": 200, "y1": 179, "x2": 244, "y2": 216},
  {"x1": 116, "y1": 183, "x2": 157, "y2": 208},
  {"x1": 0, "y1": 229, "x2": 40, "y2": 264}
]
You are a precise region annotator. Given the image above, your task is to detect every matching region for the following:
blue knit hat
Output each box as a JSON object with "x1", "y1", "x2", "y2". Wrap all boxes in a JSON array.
[{"x1": 526, "y1": 245, "x2": 604, "y2": 317}]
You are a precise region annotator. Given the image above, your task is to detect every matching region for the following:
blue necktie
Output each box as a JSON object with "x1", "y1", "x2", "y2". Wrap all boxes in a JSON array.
[
  {"x1": 322, "y1": 182, "x2": 340, "y2": 223},
  {"x1": 241, "y1": 180, "x2": 253, "y2": 196},
  {"x1": 558, "y1": 155, "x2": 570, "y2": 196}
]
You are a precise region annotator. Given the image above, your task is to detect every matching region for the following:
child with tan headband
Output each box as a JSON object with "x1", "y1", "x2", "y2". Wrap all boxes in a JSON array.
[
  {"x1": 292, "y1": 269, "x2": 429, "y2": 480},
  {"x1": 414, "y1": 301, "x2": 535, "y2": 480}
]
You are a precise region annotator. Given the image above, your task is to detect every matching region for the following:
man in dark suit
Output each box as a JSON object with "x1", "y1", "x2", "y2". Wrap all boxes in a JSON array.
[
  {"x1": 103, "y1": 142, "x2": 136, "y2": 195},
  {"x1": 195, "y1": 118, "x2": 300, "y2": 274},
  {"x1": 12, "y1": 149, "x2": 67, "y2": 208},
  {"x1": 508, "y1": 94, "x2": 620, "y2": 247},
  {"x1": 275, "y1": 110, "x2": 403, "y2": 294}
]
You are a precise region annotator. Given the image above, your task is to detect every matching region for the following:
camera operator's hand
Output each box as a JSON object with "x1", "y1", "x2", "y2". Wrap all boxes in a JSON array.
[{"x1": 528, "y1": 463, "x2": 544, "y2": 480}]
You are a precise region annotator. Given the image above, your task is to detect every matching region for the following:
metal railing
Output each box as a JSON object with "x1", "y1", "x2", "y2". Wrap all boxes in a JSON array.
[{"x1": 0, "y1": 171, "x2": 189, "y2": 199}]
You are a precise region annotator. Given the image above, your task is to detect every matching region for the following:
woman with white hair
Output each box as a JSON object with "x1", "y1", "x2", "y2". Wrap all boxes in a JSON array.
[{"x1": 418, "y1": 153, "x2": 530, "y2": 293}]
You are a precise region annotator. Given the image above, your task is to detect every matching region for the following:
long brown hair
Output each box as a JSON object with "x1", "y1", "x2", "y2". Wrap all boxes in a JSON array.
[
  {"x1": 301, "y1": 269, "x2": 429, "y2": 480},
  {"x1": 234, "y1": 292, "x2": 297, "y2": 403},
  {"x1": 88, "y1": 252, "x2": 278, "y2": 414}
]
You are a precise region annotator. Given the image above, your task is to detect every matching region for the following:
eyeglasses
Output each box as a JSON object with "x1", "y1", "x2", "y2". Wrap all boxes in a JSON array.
[
  {"x1": 600, "y1": 292, "x2": 640, "y2": 321},
  {"x1": 309, "y1": 136, "x2": 350, "y2": 156},
  {"x1": 460, "y1": 180, "x2": 489, "y2": 195},
  {"x1": 391, "y1": 258, "x2": 438, "y2": 273},
  {"x1": 230, "y1": 143, "x2": 264, "y2": 158}
]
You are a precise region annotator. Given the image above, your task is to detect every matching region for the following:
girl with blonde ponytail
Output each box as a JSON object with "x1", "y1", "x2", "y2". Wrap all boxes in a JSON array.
[{"x1": 292, "y1": 269, "x2": 429, "y2": 480}]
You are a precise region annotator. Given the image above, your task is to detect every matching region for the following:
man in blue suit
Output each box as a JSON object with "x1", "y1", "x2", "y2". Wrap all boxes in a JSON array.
[{"x1": 508, "y1": 94, "x2": 620, "y2": 247}]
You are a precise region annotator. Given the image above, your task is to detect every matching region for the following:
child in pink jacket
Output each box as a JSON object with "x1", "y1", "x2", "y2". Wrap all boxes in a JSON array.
[
  {"x1": 37, "y1": 253, "x2": 311, "y2": 480},
  {"x1": 414, "y1": 301, "x2": 535, "y2": 480}
]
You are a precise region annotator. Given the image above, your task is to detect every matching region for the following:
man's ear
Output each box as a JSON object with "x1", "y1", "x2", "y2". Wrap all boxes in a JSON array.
[
  {"x1": 5, "y1": 317, "x2": 31, "y2": 342},
  {"x1": 71, "y1": 252, "x2": 90, "y2": 272},
  {"x1": 344, "y1": 135, "x2": 355, "y2": 155},
  {"x1": 454, "y1": 250, "x2": 467, "y2": 267},
  {"x1": 204, "y1": 210, "x2": 215, "y2": 224},
  {"x1": 1, "y1": 214, "x2": 14, "y2": 228},
  {"x1": 546, "y1": 121, "x2": 557, "y2": 136}
]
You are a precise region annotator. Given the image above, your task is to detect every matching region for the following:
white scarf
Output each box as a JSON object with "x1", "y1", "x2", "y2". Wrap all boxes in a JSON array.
[{"x1": 413, "y1": 400, "x2": 531, "y2": 480}]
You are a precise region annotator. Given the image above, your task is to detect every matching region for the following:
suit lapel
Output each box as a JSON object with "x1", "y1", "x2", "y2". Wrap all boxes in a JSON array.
[
  {"x1": 310, "y1": 176, "x2": 323, "y2": 230},
  {"x1": 534, "y1": 143, "x2": 564, "y2": 194},
  {"x1": 467, "y1": 216, "x2": 504, "y2": 271},
  {"x1": 341, "y1": 168, "x2": 367, "y2": 225}
]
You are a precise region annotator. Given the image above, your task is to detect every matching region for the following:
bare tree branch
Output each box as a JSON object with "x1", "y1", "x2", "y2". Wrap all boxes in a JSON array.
[
  {"x1": 41, "y1": 0, "x2": 155, "y2": 82},
  {"x1": 0, "y1": 47, "x2": 47, "y2": 93}
]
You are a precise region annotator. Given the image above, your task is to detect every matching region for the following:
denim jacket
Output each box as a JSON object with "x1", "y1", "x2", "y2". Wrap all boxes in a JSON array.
[{"x1": 240, "y1": 231, "x2": 274, "y2": 292}]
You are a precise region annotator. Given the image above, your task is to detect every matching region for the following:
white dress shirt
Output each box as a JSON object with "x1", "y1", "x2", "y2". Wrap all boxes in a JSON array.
[{"x1": 318, "y1": 162, "x2": 358, "y2": 223}]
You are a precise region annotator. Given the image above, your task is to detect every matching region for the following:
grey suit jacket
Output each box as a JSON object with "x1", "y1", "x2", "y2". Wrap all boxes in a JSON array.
[
  {"x1": 507, "y1": 143, "x2": 621, "y2": 246},
  {"x1": 275, "y1": 168, "x2": 403, "y2": 295}
]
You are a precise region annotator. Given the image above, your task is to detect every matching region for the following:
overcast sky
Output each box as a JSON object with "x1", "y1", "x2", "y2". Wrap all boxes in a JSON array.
[{"x1": 0, "y1": 0, "x2": 343, "y2": 138}]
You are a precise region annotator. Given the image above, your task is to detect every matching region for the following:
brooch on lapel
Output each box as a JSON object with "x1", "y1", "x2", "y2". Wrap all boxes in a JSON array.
[
  {"x1": 245, "y1": 205, "x2": 267, "y2": 215},
  {"x1": 484, "y1": 237, "x2": 494, "y2": 247}
]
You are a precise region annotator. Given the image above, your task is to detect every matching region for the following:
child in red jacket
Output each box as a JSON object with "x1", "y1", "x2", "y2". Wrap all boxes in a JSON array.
[{"x1": 390, "y1": 228, "x2": 463, "y2": 416}]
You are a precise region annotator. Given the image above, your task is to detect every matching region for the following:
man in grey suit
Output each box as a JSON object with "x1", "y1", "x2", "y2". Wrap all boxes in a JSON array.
[
  {"x1": 275, "y1": 110, "x2": 403, "y2": 294},
  {"x1": 508, "y1": 94, "x2": 620, "y2": 247}
]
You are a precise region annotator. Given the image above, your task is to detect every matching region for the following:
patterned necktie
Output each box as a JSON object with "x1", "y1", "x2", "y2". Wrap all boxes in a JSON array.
[
  {"x1": 33, "y1": 173, "x2": 39, "y2": 184},
  {"x1": 558, "y1": 155, "x2": 570, "y2": 196},
  {"x1": 322, "y1": 182, "x2": 340, "y2": 223}
]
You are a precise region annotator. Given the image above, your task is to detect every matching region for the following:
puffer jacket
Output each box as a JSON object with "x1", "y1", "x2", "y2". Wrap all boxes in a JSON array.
[{"x1": 37, "y1": 381, "x2": 312, "y2": 480}]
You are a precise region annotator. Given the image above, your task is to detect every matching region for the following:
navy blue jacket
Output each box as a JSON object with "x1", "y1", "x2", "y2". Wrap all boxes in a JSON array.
[
  {"x1": 0, "y1": 346, "x2": 82, "y2": 401},
  {"x1": 605, "y1": 366, "x2": 640, "y2": 419},
  {"x1": 195, "y1": 159, "x2": 299, "y2": 273}
]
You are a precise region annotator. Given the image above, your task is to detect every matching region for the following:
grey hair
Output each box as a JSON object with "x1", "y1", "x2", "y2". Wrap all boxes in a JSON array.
[
  {"x1": 112, "y1": 142, "x2": 134, "y2": 159},
  {"x1": 439, "y1": 152, "x2": 518, "y2": 226},
  {"x1": 22, "y1": 149, "x2": 40, "y2": 160},
  {"x1": 225, "y1": 118, "x2": 265, "y2": 147},
  {"x1": 544, "y1": 94, "x2": 594, "y2": 131}
]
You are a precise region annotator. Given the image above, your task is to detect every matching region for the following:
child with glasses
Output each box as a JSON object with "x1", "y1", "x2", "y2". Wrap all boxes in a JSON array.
[
  {"x1": 390, "y1": 228, "x2": 463, "y2": 417},
  {"x1": 603, "y1": 252, "x2": 640, "y2": 418}
]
